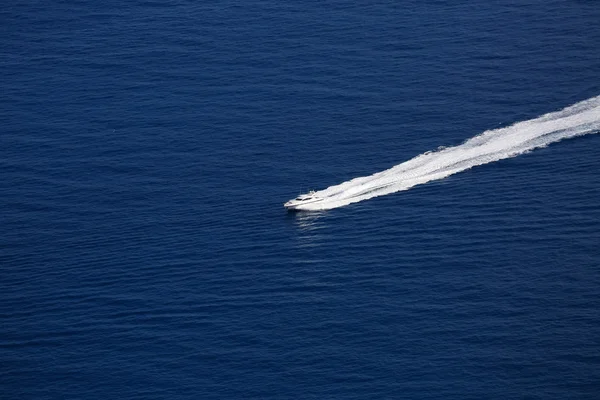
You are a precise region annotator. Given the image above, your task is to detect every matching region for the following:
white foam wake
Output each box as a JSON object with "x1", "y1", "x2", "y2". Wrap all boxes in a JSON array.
[{"x1": 297, "y1": 95, "x2": 600, "y2": 210}]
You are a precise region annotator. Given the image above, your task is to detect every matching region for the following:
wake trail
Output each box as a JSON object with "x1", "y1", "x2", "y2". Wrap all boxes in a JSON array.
[{"x1": 300, "y1": 95, "x2": 600, "y2": 210}]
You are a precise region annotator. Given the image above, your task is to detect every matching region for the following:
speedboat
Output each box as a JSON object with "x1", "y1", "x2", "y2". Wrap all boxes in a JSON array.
[{"x1": 284, "y1": 190, "x2": 323, "y2": 210}]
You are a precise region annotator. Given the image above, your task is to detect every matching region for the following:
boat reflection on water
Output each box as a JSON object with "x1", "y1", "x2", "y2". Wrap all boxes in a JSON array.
[
  {"x1": 285, "y1": 208, "x2": 328, "y2": 248},
  {"x1": 293, "y1": 210, "x2": 326, "y2": 231}
]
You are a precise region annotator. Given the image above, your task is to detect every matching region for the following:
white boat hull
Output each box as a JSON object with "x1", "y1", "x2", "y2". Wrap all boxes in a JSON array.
[{"x1": 284, "y1": 192, "x2": 324, "y2": 210}]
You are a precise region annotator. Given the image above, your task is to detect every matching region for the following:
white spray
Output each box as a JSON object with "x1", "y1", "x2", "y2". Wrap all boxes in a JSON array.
[{"x1": 294, "y1": 95, "x2": 600, "y2": 210}]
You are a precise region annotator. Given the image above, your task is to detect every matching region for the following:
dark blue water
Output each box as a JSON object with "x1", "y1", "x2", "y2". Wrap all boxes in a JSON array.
[{"x1": 2, "y1": 1, "x2": 600, "y2": 398}]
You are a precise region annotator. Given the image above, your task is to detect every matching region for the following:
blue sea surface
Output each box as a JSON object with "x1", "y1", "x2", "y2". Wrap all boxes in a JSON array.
[{"x1": 2, "y1": 1, "x2": 600, "y2": 399}]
